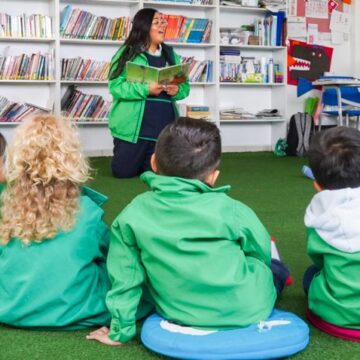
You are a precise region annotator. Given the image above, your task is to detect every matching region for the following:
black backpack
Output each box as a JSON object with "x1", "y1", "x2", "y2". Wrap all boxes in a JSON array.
[{"x1": 285, "y1": 112, "x2": 314, "y2": 156}]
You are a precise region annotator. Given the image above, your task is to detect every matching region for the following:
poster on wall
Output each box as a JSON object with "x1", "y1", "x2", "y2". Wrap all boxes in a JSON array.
[
  {"x1": 287, "y1": 39, "x2": 333, "y2": 86},
  {"x1": 305, "y1": 0, "x2": 328, "y2": 19}
]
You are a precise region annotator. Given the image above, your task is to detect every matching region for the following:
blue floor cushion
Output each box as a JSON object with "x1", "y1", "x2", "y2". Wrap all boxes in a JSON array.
[{"x1": 141, "y1": 309, "x2": 309, "y2": 360}]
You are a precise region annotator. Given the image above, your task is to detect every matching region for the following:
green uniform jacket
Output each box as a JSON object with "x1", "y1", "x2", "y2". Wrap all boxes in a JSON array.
[
  {"x1": 108, "y1": 45, "x2": 190, "y2": 143},
  {"x1": 305, "y1": 187, "x2": 360, "y2": 328},
  {"x1": 106, "y1": 172, "x2": 277, "y2": 342},
  {"x1": 0, "y1": 187, "x2": 111, "y2": 329}
]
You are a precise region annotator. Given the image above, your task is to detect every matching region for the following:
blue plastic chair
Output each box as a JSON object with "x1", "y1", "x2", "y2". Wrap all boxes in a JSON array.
[{"x1": 318, "y1": 76, "x2": 360, "y2": 130}]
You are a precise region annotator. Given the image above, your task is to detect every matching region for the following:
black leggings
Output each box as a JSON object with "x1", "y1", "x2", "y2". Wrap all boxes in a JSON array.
[{"x1": 111, "y1": 138, "x2": 156, "y2": 178}]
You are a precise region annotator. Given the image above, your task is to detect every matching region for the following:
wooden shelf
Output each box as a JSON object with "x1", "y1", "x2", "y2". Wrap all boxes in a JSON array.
[
  {"x1": 220, "y1": 44, "x2": 286, "y2": 50},
  {"x1": 144, "y1": 1, "x2": 216, "y2": 9},
  {"x1": 0, "y1": 37, "x2": 56, "y2": 43},
  {"x1": 220, "y1": 82, "x2": 285, "y2": 87},
  {"x1": 0, "y1": 80, "x2": 56, "y2": 84},
  {"x1": 60, "y1": 38, "x2": 124, "y2": 45}
]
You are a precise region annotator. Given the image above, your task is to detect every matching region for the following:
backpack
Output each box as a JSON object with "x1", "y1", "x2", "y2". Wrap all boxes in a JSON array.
[{"x1": 285, "y1": 112, "x2": 314, "y2": 156}]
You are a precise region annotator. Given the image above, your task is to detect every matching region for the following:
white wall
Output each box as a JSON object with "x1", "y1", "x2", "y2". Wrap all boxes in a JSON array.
[{"x1": 286, "y1": 4, "x2": 356, "y2": 119}]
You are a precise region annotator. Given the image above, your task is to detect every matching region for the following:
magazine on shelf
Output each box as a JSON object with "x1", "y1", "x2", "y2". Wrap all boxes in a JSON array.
[{"x1": 126, "y1": 62, "x2": 189, "y2": 85}]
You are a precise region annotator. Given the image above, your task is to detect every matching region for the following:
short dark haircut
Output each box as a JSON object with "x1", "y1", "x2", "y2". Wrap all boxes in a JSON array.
[
  {"x1": 308, "y1": 126, "x2": 360, "y2": 190},
  {"x1": 0, "y1": 132, "x2": 6, "y2": 157},
  {"x1": 155, "y1": 117, "x2": 221, "y2": 181}
]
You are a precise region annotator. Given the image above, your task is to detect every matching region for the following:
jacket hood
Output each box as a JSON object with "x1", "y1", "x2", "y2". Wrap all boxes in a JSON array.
[
  {"x1": 81, "y1": 186, "x2": 108, "y2": 206},
  {"x1": 305, "y1": 187, "x2": 360, "y2": 253},
  {"x1": 140, "y1": 171, "x2": 230, "y2": 195}
]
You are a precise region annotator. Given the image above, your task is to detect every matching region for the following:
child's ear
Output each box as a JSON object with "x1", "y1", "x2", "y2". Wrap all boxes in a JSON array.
[
  {"x1": 150, "y1": 154, "x2": 158, "y2": 173},
  {"x1": 313, "y1": 180, "x2": 323, "y2": 192},
  {"x1": 205, "y1": 170, "x2": 220, "y2": 187}
]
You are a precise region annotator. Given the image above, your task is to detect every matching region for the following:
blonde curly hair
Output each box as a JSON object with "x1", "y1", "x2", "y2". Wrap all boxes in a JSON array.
[{"x1": 0, "y1": 114, "x2": 90, "y2": 244}]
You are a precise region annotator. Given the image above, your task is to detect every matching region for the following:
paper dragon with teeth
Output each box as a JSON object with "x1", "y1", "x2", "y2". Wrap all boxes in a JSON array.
[{"x1": 287, "y1": 39, "x2": 333, "y2": 94}]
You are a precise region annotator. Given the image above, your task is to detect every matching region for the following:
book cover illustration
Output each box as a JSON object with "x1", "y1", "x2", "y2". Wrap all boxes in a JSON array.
[{"x1": 126, "y1": 62, "x2": 189, "y2": 85}]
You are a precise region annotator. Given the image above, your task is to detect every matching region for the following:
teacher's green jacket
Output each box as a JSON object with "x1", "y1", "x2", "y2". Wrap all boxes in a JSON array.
[{"x1": 108, "y1": 44, "x2": 190, "y2": 143}]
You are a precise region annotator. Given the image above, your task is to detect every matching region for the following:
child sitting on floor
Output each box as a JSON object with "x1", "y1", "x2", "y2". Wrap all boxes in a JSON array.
[
  {"x1": 87, "y1": 117, "x2": 289, "y2": 345},
  {"x1": 303, "y1": 126, "x2": 360, "y2": 329},
  {"x1": 0, "y1": 115, "x2": 110, "y2": 329}
]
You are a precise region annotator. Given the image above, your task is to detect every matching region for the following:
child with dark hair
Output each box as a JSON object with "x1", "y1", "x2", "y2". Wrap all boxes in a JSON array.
[
  {"x1": 303, "y1": 126, "x2": 360, "y2": 328},
  {"x1": 88, "y1": 117, "x2": 289, "y2": 346}
]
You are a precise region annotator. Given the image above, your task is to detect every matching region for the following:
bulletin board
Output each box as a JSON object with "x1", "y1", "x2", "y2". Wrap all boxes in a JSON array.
[{"x1": 296, "y1": 0, "x2": 343, "y2": 33}]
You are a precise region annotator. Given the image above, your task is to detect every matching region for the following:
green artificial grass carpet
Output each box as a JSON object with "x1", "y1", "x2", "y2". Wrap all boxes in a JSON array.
[{"x1": 1, "y1": 153, "x2": 360, "y2": 360}]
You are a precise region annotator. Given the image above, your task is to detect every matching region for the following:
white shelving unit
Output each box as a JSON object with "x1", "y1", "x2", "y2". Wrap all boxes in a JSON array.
[
  {"x1": 218, "y1": 4, "x2": 287, "y2": 151},
  {"x1": 0, "y1": 0, "x2": 287, "y2": 155}
]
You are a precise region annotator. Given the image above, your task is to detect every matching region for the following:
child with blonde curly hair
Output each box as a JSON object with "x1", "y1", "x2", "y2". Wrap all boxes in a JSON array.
[{"x1": 0, "y1": 114, "x2": 110, "y2": 329}]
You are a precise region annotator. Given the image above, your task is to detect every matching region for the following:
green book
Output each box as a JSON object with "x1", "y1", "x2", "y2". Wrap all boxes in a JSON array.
[{"x1": 126, "y1": 62, "x2": 189, "y2": 85}]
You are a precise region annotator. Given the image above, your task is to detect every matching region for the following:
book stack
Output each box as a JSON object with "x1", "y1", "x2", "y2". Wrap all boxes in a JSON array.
[
  {"x1": 186, "y1": 105, "x2": 210, "y2": 119},
  {"x1": 220, "y1": 49, "x2": 242, "y2": 82},
  {"x1": 0, "y1": 96, "x2": 50, "y2": 122},
  {"x1": 163, "y1": 15, "x2": 212, "y2": 43},
  {"x1": 61, "y1": 85, "x2": 111, "y2": 122},
  {"x1": 0, "y1": 13, "x2": 53, "y2": 38},
  {"x1": 0, "y1": 51, "x2": 55, "y2": 80},
  {"x1": 61, "y1": 57, "x2": 110, "y2": 81},
  {"x1": 60, "y1": 5, "x2": 131, "y2": 41},
  {"x1": 181, "y1": 57, "x2": 213, "y2": 82},
  {"x1": 220, "y1": 107, "x2": 256, "y2": 120}
]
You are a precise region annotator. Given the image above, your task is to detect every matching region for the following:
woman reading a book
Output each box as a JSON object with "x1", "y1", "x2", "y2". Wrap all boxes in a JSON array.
[{"x1": 108, "y1": 8, "x2": 190, "y2": 178}]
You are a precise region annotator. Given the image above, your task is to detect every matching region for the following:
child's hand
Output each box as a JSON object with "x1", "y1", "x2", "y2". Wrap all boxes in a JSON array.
[
  {"x1": 149, "y1": 83, "x2": 163, "y2": 96},
  {"x1": 86, "y1": 326, "x2": 122, "y2": 346},
  {"x1": 166, "y1": 85, "x2": 179, "y2": 96}
]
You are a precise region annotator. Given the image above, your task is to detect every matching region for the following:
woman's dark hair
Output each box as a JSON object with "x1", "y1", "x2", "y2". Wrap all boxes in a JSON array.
[
  {"x1": 308, "y1": 126, "x2": 360, "y2": 190},
  {"x1": 155, "y1": 117, "x2": 221, "y2": 181},
  {"x1": 0, "y1": 132, "x2": 6, "y2": 157},
  {"x1": 109, "y1": 8, "x2": 174, "y2": 80}
]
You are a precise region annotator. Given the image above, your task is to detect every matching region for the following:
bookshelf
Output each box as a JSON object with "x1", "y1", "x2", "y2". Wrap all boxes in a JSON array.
[{"x1": 0, "y1": 0, "x2": 287, "y2": 154}]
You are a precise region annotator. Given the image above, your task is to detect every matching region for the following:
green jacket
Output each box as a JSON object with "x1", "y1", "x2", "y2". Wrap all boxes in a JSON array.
[
  {"x1": 0, "y1": 187, "x2": 111, "y2": 329},
  {"x1": 106, "y1": 172, "x2": 277, "y2": 343},
  {"x1": 305, "y1": 187, "x2": 360, "y2": 328},
  {"x1": 108, "y1": 45, "x2": 190, "y2": 143}
]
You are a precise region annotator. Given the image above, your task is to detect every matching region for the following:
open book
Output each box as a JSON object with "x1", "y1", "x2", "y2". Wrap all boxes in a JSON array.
[{"x1": 126, "y1": 62, "x2": 189, "y2": 85}]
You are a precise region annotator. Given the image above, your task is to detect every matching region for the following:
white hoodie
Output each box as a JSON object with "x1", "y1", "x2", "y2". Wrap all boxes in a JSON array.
[{"x1": 305, "y1": 187, "x2": 360, "y2": 253}]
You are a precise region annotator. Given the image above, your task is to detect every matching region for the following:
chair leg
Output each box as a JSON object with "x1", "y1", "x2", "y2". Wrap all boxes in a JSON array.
[
  {"x1": 318, "y1": 116, "x2": 322, "y2": 132},
  {"x1": 346, "y1": 113, "x2": 350, "y2": 127},
  {"x1": 357, "y1": 116, "x2": 360, "y2": 130}
]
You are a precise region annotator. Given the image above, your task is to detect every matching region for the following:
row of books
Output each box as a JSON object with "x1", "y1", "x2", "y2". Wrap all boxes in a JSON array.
[
  {"x1": 181, "y1": 57, "x2": 213, "y2": 83},
  {"x1": 61, "y1": 58, "x2": 110, "y2": 81},
  {"x1": 219, "y1": 62, "x2": 282, "y2": 83},
  {"x1": 61, "y1": 85, "x2": 110, "y2": 121},
  {"x1": 149, "y1": 0, "x2": 213, "y2": 3},
  {"x1": 0, "y1": 52, "x2": 55, "y2": 80},
  {"x1": 253, "y1": 11, "x2": 286, "y2": 46},
  {"x1": 220, "y1": 49, "x2": 283, "y2": 83},
  {"x1": 163, "y1": 15, "x2": 212, "y2": 43},
  {"x1": 0, "y1": 96, "x2": 50, "y2": 123},
  {"x1": 60, "y1": 5, "x2": 131, "y2": 41},
  {"x1": 0, "y1": 13, "x2": 53, "y2": 39},
  {"x1": 179, "y1": 104, "x2": 210, "y2": 119}
]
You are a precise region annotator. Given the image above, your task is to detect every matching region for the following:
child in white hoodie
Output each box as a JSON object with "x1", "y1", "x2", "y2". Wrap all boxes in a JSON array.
[{"x1": 303, "y1": 126, "x2": 360, "y2": 329}]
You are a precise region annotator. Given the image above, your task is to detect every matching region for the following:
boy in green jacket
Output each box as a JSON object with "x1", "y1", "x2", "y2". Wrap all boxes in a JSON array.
[
  {"x1": 87, "y1": 117, "x2": 289, "y2": 345},
  {"x1": 303, "y1": 126, "x2": 360, "y2": 329}
]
